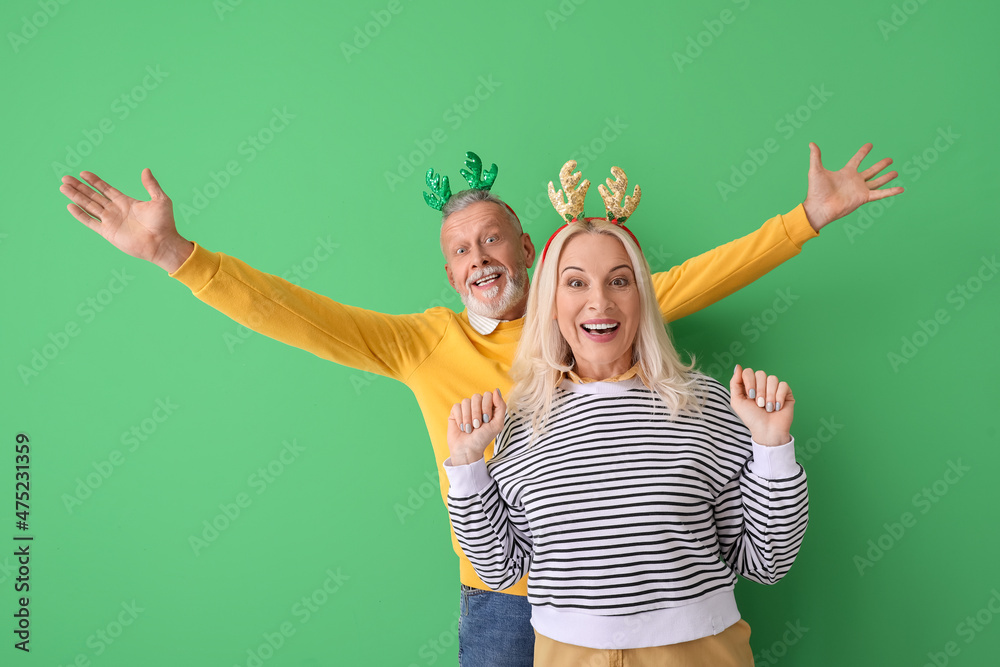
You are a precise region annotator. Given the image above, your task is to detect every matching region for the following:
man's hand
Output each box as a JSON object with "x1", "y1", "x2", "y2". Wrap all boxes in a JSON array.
[
  {"x1": 59, "y1": 169, "x2": 193, "y2": 272},
  {"x1": 730, "y1": 365, "x2": 794, "y2": 447},
  {"x1": 447, "y1": 389, "x2": 506, "y2": 466},
  {"x1": 802, "y1": 142, "x2": 904, "y2": 231}
]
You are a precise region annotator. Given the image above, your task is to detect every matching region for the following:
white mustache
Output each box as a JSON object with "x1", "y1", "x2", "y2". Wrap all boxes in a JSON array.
[{"x1": 466, "y1": 266, "x2": 507, "y2": 289}]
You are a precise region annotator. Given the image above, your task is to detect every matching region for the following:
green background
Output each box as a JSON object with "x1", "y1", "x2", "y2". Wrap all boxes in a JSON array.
[{"x1": 3, "y1": 0, "x2": 998, "y2": 664}]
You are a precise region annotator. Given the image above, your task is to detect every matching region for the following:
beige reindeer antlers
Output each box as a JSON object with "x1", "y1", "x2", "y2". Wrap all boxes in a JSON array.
[
  {"x1": 548, "y1": 160, "x2": 590, "y2": 222},
  {"x1": 598, "y1": 166, "x2": 641, "y2": 223}
]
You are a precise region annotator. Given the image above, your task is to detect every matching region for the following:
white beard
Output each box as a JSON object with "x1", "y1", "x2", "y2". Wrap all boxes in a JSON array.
[{"x1": 461, "y1": 266, "x2": 528, "y2": 320}]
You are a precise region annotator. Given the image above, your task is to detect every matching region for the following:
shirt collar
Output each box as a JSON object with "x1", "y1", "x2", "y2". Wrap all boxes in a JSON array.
[
  {"x1": 564, "y1": 362, "x2": 647, "y2": 385},
  {"x1": 467, "y1": 309, "x2": 503, "y2": 335}
]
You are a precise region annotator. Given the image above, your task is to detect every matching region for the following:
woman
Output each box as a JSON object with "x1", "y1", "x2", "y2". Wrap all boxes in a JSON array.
[{"x1": 442, "y1": 162, "x2": 808, "y2": 665}]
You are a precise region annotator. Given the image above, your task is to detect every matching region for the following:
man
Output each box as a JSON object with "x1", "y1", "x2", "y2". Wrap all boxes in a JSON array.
[{"x1": 58, "y1": 143, "x2": 901, "y2": 666}]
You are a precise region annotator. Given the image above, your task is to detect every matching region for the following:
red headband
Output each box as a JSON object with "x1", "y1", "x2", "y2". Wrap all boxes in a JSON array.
[{"x1": 540, "y1": 217, "x2": 642, "y2": 264}]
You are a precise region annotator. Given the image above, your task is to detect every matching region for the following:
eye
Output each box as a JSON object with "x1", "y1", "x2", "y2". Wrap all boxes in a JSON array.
[
  {"x1": 485, "y1": 236, "x2": 498, "y2": 243},
  {"x1": 455, "y1": 248, "x2": 467, "y2": 255},
  {"x1": 568, "y1": 278, "x2": 585, "y2": 288},
  {"x1": 611, "y1": 277, "x2": 630, "y2": 287}
]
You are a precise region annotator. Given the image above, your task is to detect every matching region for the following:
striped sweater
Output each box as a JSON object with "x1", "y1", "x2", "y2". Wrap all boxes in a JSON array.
[{"x1": 444, "y1": 373, "x2": 809, "y2": 649}]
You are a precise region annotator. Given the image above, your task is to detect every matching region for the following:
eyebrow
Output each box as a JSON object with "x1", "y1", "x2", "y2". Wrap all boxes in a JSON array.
[{"x1": 561, "y1": 264, "x2": 634, "y2": 275}]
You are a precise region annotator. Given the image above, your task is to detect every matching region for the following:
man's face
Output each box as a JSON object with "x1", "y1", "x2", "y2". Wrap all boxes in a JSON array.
[{"x1": 442, "y1": 201, "x2": 536, "y2": 321}]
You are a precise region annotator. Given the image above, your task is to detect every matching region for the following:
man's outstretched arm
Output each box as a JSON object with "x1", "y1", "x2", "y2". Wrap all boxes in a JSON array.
[
  {"x1": 654, "y1": 142, "x2": 904, "y2": 321},
  {"x1": 59, "y1": 169, "x2": 445, "y2": 381}
]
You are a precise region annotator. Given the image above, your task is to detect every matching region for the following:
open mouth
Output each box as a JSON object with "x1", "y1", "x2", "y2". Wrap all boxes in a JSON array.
[
  {"x1": 580, "y1": 322, "x2": 620, "y2": 335},
  {"x1": 473, "y1": 273, "x2": 502, "y2": 289}
]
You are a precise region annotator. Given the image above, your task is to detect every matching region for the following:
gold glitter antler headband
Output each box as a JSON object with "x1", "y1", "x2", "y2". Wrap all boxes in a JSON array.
[
  {"x1": 547, "y1": 160, "x2": 590, "y2": 222},
  {"x1": 541, "y1": 161, "x2": 643, "y2": 262},
  {"x1": 598, "y1": 166, "x2": 642, "y2": 224}
]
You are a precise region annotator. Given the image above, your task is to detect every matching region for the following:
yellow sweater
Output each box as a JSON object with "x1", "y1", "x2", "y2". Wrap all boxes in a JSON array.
[{"x1": 169, "y1": 204, "x2": 817, "y2": 595}]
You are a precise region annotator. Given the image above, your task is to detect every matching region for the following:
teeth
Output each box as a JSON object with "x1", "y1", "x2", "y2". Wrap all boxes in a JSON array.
[
  {"x1": 475, "y1": 274, "x2": 499, "y2": 286},
  {"x1": 582, "y1": 323, "x2": 617, "y2": 331}
]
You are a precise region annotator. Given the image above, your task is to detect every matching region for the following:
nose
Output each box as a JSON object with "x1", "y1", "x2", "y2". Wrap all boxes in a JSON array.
[{"x1": 588, "y1": 284, "x2": 614, "y2": 312}]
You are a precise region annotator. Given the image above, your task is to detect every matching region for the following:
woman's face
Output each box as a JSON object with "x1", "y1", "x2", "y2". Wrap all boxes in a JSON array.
[{"x1": 555, "y1": 232, "x2": 641, "y2": 380}]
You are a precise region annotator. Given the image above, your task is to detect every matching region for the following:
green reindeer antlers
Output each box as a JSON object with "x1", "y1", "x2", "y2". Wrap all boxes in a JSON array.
[
  {"x1": 423, "y1": 169, "x2": 452, "y2": 211},
  {"x1": 460, "y1": 151, "x2": 497, "y2": 191},
  {"x1": 423, "y1": 150, "x2": 498, "y2": 211}
]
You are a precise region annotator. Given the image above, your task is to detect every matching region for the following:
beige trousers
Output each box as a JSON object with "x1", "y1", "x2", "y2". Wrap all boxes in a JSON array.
[{"x1": 532, "y1": 619, "x2": 754, "y2": 667}]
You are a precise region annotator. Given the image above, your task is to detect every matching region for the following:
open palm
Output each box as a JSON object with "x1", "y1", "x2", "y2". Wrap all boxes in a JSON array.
[
  {"x1": 803, "y1": 142, "x2": 904, "y2": 230},
  {"x1": 59, "y1": 169, "x2": 179, "y2": 265}
]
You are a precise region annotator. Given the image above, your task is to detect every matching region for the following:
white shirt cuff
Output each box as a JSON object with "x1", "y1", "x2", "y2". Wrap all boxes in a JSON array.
[
  {"x1": 747, "y1": 436, "x2": 800, "y2": 480},
  {"x1": 443, "y1": 456, "x2": 493, "y2": 497}
]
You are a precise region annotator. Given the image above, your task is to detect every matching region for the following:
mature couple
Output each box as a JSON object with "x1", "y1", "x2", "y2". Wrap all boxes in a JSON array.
[{"x1": 59, "y1": 143, "x2": 902, "y2": 665}]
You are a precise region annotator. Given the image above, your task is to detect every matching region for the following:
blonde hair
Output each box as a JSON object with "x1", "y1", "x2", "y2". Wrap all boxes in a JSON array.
[{"x1": 506, "y1": 219, "x2": 701, "y2": 437}]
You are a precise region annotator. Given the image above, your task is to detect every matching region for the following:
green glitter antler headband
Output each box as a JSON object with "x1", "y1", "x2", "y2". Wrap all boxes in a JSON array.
[{"x1": 423, "y1": 150, "x2": 498, "y2": 211}]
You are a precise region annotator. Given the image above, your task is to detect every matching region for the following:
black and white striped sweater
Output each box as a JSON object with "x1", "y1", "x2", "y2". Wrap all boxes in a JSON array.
[{"x1": 444, "y1": 373, "x2": 809, "y2": 649}]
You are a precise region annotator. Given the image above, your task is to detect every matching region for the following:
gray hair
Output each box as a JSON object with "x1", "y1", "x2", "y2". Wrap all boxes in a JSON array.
[{"x1": 441, "y1": 189, "x2": 522, "y2": 234}]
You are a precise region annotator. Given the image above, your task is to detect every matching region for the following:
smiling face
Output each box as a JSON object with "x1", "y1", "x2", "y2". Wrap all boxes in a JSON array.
[
  {"x1": 555, "y1": 232, "x2": 641, "y2": 380},
  {"x1": 442, "y1": 201, "x2": 536, "y2": 320}
]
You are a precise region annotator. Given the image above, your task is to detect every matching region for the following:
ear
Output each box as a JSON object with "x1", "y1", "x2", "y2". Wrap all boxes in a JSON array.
[
  {"x1": 444, "y1": 262, "x2": 457, "y2": 291},
  {"x1": 521, "y1": 233, "x2": 537, "y2": 269}
]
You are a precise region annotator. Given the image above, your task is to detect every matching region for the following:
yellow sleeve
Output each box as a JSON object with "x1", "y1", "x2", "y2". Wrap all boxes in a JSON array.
[
  {"x1": 169, "y1": 242, "x2": 448, "y2": 381},
  {"x1": 653, "y1": 204, "x2": 818, "y2": 322}
]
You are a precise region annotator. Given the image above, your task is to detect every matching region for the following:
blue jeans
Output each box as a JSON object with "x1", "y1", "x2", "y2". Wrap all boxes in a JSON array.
[{"x1": 458, "y1": 584, "x2": 534, "y2": 667}]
